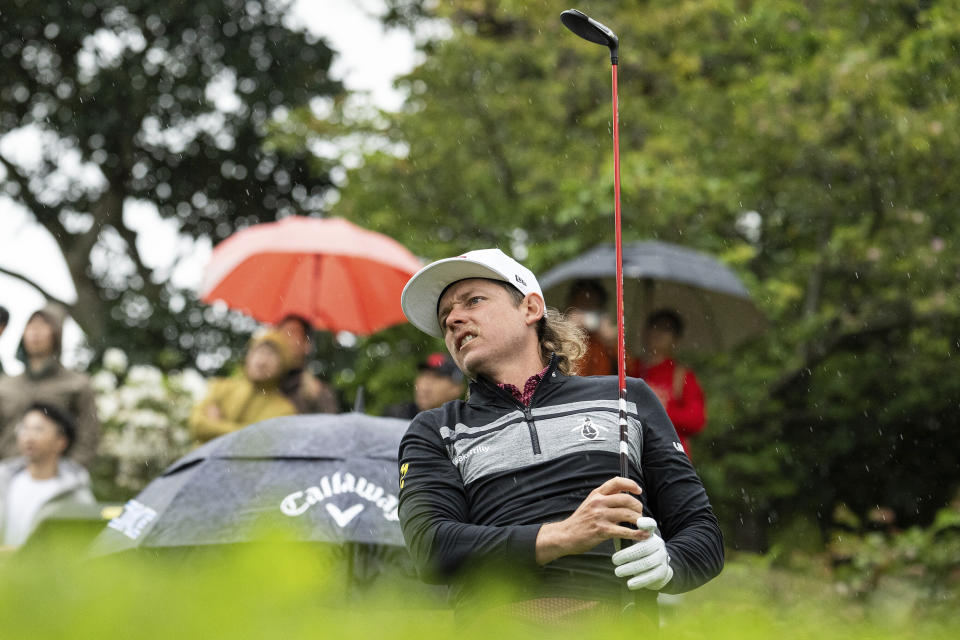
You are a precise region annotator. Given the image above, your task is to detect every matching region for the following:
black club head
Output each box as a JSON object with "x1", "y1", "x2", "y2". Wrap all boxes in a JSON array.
[{"x1": 561, "y1": 9, "x2": 619, "y2": 64}]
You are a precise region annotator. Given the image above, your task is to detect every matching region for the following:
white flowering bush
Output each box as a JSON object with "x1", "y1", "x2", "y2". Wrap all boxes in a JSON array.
[{"x1": 95, "y1": 348, "x2": 207, "y2": 492}]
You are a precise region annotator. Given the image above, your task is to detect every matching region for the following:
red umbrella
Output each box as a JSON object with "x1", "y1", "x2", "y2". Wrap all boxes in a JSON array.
[{"x1": 200, "y1": 217, "x2": 423, "y2": 335}]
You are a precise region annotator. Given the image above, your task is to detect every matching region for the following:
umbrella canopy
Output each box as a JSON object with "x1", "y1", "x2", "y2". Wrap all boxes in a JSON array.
[
  {"x1": 90, "y1": 413, "x2": 409, "y2": 554},
  {"x1": 540, "y1": 242, "x2": 766, "y2": 353},
  {"x1": 199, "y1": 217, "x2": 423, "y2": 334}
]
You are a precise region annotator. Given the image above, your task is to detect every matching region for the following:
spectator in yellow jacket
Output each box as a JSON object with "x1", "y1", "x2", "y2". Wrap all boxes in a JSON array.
[{"x1": 189, "y1": 330, "x2": 297, "y2": 444}]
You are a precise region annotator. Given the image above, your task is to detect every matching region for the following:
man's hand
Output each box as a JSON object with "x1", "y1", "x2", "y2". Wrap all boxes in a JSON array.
[
  {"x1": 535, "y1": 477, "x2": 651, "y2": 565},
  {"x1": 300, "y1": 372, "x2": 323, "y2": 399},
  {"x1": 612, "y1": 516, "x2": 673, "y2": 590}
]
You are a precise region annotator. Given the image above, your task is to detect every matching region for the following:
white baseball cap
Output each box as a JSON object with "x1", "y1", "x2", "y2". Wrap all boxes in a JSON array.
[{"x1": 401, "y1": 248, "x2": 544, "y2": 338}]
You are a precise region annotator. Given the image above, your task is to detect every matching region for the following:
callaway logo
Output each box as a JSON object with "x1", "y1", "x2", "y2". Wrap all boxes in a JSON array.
[
  {"x1": 673, "y1": 442, "x2": 684, "y2": 453},
  {"x1": 514, "y1": 274, "x2": 527, "y2": 287},
  {"x1": 325, "y1": 503, "x2": 365, "y2": 528},
  {"x1": 280, "y1": 471, "x2": 399, "y2": 526},
  {"x1": 571, "y1": 417, "x2": 609, "y2": 442}
]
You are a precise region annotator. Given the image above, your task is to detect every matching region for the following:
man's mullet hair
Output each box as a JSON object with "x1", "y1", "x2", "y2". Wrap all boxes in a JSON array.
[{"x1": 493, "y1": 281, "x2": 587, "y2": 375}]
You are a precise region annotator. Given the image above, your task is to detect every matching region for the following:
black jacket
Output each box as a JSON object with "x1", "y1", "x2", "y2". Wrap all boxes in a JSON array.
[{"x1": 397, "y1": 357, "x2": 723, "y2": 609}]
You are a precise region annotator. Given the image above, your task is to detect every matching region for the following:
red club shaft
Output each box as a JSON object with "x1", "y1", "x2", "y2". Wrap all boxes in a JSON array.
[{"x1": 611, "y1": 62, "x2": 628, "y2": 479}]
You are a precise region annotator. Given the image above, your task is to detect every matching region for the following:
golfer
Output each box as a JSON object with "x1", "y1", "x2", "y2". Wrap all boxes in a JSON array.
[{"x1": 397, "y1": 249, "x2": 723, "y2": 623}]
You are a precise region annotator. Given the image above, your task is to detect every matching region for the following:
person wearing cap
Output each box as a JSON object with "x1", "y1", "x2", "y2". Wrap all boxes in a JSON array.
[
  {"x1": 189, "y1": 329, "x2": 298, "y2": 443},
  {"x1": 397, "y1": 248, "x2": 723, "y2": 623},
  {"x1": 385, "y1": 353, "x2": 466, "y2": 420},
  {"x1": 0, "y1": 402, "x2": 96, "y2": 548},
  {"x1": 0, "y1": 303, "x2": 101, "y2": 467}
]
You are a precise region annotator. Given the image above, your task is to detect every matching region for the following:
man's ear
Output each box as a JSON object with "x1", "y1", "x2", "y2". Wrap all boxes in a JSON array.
[{"x1": 521, "y1": 294, "x2": 546, "y2": 327}]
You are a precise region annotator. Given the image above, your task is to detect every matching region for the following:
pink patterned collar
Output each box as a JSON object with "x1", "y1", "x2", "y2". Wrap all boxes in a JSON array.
[{"x1": 496, "y1": 365, "x2": 550, "y2": 407}]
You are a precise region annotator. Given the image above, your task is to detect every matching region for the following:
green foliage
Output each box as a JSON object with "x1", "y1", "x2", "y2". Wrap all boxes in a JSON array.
[
  {"x1": 1, "y1": 536, "x2": 958, "y2": 638},
  {"x1": 827, "y1": 500, "x2": 960, "y2": 619},
  {"x1": 0, "y1": 0, "x2": 342, "y2": 369},
  {"x1": 335, "y1": 323, "x2": 440, "y2": 416},
  {"x1": 313, "y1": 0, "x2": 960, "y2": 547}
]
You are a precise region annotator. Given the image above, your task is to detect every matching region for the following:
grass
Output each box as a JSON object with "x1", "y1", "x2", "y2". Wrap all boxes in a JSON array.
[{"x1": 1, "y1": 535, "x2": 957, "y2": 639}]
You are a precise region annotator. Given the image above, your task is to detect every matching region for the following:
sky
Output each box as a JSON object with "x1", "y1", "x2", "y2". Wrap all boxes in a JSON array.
[{"x1": 0, "y1": 0, "x2": 421, "y2": 374}]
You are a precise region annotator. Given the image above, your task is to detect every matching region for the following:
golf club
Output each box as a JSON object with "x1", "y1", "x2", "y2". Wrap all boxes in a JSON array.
[{"x1": 561, "y1": 9, "x2": 628, "y2": 482}]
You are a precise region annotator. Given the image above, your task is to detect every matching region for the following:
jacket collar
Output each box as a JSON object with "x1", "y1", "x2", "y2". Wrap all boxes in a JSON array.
[
  {"x1": 0, "y1": 456, "x2": 90, "y2": 491},
  {"x1": 468, "y1": 353, "x2": 563, "y2": 407},
  {"x1": 25, "y1": 357, "x2": 64, "y2": 381}
]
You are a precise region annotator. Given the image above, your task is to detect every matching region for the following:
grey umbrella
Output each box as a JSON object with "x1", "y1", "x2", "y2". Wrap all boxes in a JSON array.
[
  {"x1": 90, "y1": 413, "x2": 408, "y2": 554},
  {"x1": 540, "y1": 242, "x2": 766, "y2": 353}
]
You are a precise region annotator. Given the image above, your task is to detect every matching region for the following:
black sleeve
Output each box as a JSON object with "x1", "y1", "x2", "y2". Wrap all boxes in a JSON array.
[
  {"x1": 397, "y1": 410, "x2": 541, "y2": 583},
  {"x1": 630, "y1": 379, "x2": 724, "y2": 593}
]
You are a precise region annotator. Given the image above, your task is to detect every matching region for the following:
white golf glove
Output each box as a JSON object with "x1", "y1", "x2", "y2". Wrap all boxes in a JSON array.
[{"x1": 612, "y1": 516, "x2": 673, "y2": 591}]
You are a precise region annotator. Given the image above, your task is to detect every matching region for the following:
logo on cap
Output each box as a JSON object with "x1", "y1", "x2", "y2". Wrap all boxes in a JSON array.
[{"x1": 515, "y1": 274, "x2": 527, "y2": 287}]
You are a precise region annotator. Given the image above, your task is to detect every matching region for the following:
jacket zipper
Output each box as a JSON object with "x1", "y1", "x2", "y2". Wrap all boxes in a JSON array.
[
  {"x1": 477, "y1": 377, "x2": 544, "y2": 455},
  {"x1": 522, "y1": 356, "x2": 558, "y2": 455},
  {"x1": 522, "y1": 406, "x2": 541, "y2": 455}
]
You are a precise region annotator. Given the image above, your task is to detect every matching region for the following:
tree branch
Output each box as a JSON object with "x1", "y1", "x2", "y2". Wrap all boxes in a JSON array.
[
  {"x1": 771, "y1": 307, "x2": 944, "y2": 398},
  {"x1": 109, "y1": 217, "x2": 165, "y2": 298},
  {"x1": 0, "y1": 265, "x2": 74, "y2": 310},
  {"x1": 0, "y1": 151, "x2": 105, "y2": 342},
  {"x1": 0, "y1": 153, "x2": 64, "y2": 230}
]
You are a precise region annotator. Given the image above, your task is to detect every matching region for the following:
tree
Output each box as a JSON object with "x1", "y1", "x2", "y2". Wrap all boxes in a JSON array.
[
  {"x1": 0, "y1": 0, "x2": 342, "y2": 370},
  {"x1": 323, "y1": 0, "x2": 960, "y2": 549}
]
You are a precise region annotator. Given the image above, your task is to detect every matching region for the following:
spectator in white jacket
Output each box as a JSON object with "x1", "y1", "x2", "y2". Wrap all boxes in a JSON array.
[{"x1": 0, "y1": 402, "x2": 95, "y2": 548}]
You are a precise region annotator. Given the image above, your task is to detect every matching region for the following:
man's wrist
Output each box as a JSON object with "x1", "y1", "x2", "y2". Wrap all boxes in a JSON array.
[{"x1": 535, "y1": 522, "x2": 568, "y2": 565}]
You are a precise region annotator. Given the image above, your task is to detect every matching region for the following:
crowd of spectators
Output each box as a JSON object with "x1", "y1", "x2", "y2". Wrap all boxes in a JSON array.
[
  {"x1": 563, "y1": 281, "x2": 707, "y2": 458},
  {"x1": 0, "y1": 306, "x2": 347, "y2": 548},
  {"x1": 0, "y1": 293, "x2": 701, "y2": 548}
]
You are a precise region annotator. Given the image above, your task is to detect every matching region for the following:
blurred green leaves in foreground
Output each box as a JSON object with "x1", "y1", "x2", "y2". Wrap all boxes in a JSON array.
[{"x1": 2, "y1": 501, "x2": 958, "y2": 640}]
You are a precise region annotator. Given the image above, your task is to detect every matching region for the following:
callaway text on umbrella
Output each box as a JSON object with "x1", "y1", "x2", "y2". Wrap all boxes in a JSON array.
[{"x1": 90, "y1": 413, "x2": 408, "y2": 552}]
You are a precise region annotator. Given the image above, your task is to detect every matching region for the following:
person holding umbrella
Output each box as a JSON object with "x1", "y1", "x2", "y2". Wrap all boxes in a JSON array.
[
  {"x1": 563, "y1": 279, "x2": 622, "y2": 376},
  {"x1": 628, "y1": 310, "x2": 706, "y2": 459},
  {"x1": 397, "y1": 249, "x2": 723, "y2": 624},
  {"x1": 275, "y1": 314, "x2": 339, "y2": 415}
]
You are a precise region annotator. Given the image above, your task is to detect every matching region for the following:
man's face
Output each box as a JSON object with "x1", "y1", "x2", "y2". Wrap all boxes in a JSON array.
[
  {"x1": 245, "y1": 343, "x2": 284, "y2": 382},
  {"x1": 437, "y1": 278, "x2": 539, "y2": 380},
  {"x1": 414, "y1": 371, "x2": 463, "y2": 411},
  {"x1": 278, "y1": 319, "x2": 310, "y2": 366},
  {"x1": 22, "y1": 315, "x2": 55, "y2": 358},
  {"x1": 17, "y1": 410, "x2": 68, "y2": 464}
]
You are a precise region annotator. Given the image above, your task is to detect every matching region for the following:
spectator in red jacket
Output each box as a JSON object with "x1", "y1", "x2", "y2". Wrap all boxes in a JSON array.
[{"x1": 628, "y1": 310, "x2": 705, "y2": 458}]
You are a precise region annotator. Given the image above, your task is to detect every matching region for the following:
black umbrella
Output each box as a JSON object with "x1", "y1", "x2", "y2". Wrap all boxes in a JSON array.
[
  {"x1": 540, "y1": 242, "x2": 766, "y2": 353},
  {"x1": 90, "y1": 413, "x2": 408, "y2": 554}
]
